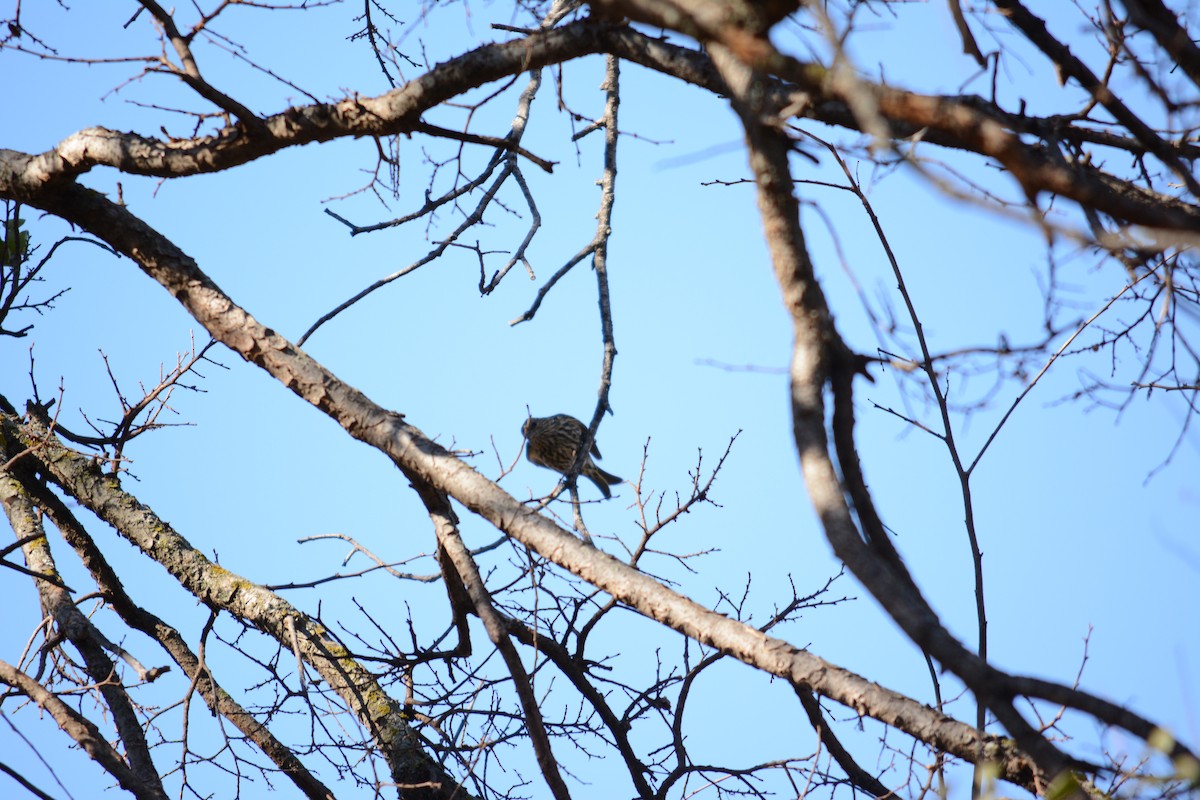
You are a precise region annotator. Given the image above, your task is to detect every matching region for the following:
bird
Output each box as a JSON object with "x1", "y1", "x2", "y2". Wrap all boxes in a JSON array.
[{"x1": 521, "y1": 414, "x2": 622, "y2": 499}]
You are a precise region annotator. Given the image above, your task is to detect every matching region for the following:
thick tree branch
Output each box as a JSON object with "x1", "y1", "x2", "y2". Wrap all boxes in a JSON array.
[
  {"x1": 0, "y1": 471, "x2": 168, "y2": 800},
  {"x1": 0, "y1": 659, "x2": 165, "y2": 800},
  {"x1": 1118, "y1": 0, "x2": 1200, "y2": 89},
  {"x1": 1, "y1": 406, "x2": 469, "y2": 800},
  {"x1": 992, "y1": 0, "x2": 1200, "y2": 197},
  {"x1": 0, "y1": 20, "x2": 613, "y2": 187},
  {"x1": 2, "y1": 22, "x2": 1196, "y2": 237},
  {"x1": 25, "y1": 480, "x2": 338, "y2": 800}
]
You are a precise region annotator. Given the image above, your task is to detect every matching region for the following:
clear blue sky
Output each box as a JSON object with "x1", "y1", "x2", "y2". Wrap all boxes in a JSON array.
[{"x1": 1, "y1": 3, "x2": 1196, "y2": 798}]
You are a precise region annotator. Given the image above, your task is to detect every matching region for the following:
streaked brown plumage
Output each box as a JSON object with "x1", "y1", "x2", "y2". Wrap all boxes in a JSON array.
[{"x1": 522, "y1": 414, "x2": 622, "y2": 499}]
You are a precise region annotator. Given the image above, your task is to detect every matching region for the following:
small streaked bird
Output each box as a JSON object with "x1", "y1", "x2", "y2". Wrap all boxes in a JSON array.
[{"x1": 522, "y1": 414, "x2": 622, "y2": 499}]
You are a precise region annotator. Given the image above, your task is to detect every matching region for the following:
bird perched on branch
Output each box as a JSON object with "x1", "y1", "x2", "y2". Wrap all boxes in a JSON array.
[{"x1": 521, "y1": 414, "x2": 622, "y2": 499}]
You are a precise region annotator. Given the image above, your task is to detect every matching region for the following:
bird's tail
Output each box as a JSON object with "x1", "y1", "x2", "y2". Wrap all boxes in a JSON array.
[{"x1": 585, "y1": 465, "x2": 623, "y2": 499}]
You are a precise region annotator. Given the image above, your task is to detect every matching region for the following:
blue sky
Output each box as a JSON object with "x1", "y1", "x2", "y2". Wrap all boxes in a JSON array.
[{"x1": 1, "y1": 2, "x2": 1197, "y2": 798}]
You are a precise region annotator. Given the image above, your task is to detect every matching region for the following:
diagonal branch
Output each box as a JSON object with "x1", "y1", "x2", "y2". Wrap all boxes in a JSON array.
[
  {"x1": 2, "y1": 404, "x2": 471, "y2": 800},
  {"x1": 0, "y1": 659, "x2": 164, "y2": 800},
  {"x1": 136, "y1": 0, "x2": 263, "y2": 127},
  {"x1": 24, "y1": 479, "x2": 338, "y2": 800},
  {"x1": 1118, "y1": 0, "x2": 1200, "y2": 89},
  {"x1": 0, "y1": 470, "x2": 167, "y2": 800},
  {"x1": 992, "y1": 0, "x2": 1200, "y2": 197},
  {"x1": 402, "y1": 470, "x2": 573, "y2": 800},
  {"x1": 707, "y1": 38, "x2": 1089, "y2": 790}
]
